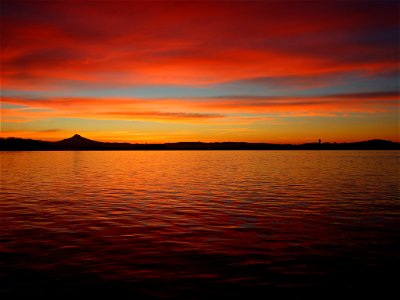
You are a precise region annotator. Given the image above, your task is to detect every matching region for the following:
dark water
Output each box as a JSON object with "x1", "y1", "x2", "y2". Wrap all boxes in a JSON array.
[{"x1": 1, "y1": 151, "x2": 399, "y2": 298}]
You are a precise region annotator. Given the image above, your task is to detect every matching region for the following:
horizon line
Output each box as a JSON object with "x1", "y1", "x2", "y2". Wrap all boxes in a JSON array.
[{"x1": 1, "y1": 134, "x2": 399, "y2": 146}]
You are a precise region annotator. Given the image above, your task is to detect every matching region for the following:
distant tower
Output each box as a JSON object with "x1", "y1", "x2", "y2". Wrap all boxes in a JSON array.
[{"x1": 318, "y1": 139, "x2": 321, "y2": 144}]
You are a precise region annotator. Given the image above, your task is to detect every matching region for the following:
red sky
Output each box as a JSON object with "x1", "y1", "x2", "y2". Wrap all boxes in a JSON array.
[{"x1": 1, "y1": 0, "x2": 399, "y2": 143}]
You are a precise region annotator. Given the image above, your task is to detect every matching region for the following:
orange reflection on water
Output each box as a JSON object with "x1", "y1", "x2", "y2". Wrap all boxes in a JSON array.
[{"x1": 1, "y1": 150, "x2": 399, "y2": 297}]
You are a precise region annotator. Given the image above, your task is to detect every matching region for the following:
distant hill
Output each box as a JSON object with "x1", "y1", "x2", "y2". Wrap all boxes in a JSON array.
[
  {"x1": 0, "y1": 137, "x2": 52, "y2": 150},
  {"x1": 0, "y1": 135, "x2": 399, "y2": 151},
  {"x1": 54, "y1": 134, "x2": 106, "y2": 149},
  {"x1": 56, "y1": 134, "x2": 102, "y2": 146}
]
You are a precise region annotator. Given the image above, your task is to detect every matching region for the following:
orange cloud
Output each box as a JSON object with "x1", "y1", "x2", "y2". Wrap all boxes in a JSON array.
[
  {"x1": 1, "y1": 1, "x2": 398, "y2": 143},
  {"x1": 2, "y1": 1, "x2": 398, "y2": 90},
  {"x1": 2, "y1": 91, "x2": 397, "y2": 124}
]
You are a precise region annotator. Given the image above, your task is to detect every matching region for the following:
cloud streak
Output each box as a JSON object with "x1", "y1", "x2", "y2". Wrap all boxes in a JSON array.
[
  {"x1": 2, "y1": 91, "x2": 397, "y2": 124},
  {"x1": 2, "y1": 1, "x2": 398, "y2": 90},
  {"x1": 1, "y1": 1, "x2": 398, "y2": 142}
]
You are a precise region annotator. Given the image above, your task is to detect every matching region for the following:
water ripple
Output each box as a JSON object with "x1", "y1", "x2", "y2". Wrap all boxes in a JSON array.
[{"x1": 1, "y1": 150, "x2": 399, "y2": 298}]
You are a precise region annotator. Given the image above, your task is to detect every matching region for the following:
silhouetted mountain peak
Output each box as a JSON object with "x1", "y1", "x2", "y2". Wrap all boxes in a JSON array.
[
  {"x1": 68, "y1": 134, "x2": 89, "y2": 141},
  {"x1": 1, "y1": 135, "x2": 399, "y2": 151},
  {"x1": 57, "y1": 134, "x2": 101, "y2": 146}
]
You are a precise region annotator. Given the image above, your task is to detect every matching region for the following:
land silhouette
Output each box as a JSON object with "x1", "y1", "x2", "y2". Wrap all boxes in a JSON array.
[{"x1": 0, "y1": 134, "x2": 399, "y2": 151}]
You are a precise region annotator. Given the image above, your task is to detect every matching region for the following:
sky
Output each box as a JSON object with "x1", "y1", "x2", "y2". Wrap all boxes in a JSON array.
[{"x1": 1, "y1": 0, "x2": 399, "y2": 143}]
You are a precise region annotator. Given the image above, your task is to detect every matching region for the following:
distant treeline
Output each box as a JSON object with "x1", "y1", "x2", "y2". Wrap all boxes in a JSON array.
[{"x1": 1, "y1": 135, "x2": 399, "y2": 151}]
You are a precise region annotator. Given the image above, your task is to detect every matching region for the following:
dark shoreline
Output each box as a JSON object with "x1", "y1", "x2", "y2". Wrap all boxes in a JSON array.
[{"x1": 1, "y1": 135, "x2": 399, "y2": 151}]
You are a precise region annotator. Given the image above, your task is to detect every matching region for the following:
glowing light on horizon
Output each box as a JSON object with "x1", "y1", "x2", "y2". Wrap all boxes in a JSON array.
[{"x1": 1, "y1": 1, "x2": 399, "y2": 142}]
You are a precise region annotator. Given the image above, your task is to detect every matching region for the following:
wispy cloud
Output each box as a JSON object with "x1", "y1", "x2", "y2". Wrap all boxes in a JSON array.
[
  {"x1": 2, "y1": 1, "x2": 398, "y2": 90},
  {"x1": 1, "y1": 1, "x2": 398, "y2": 142},
  {"x1": 1, "y1": 90, "x2": 397, "y2": 124}
]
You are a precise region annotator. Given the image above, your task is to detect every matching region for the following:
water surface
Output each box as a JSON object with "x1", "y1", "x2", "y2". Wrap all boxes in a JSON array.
[{"x1": 1, "y1": 151, "x2": 399, "y2": 298}]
